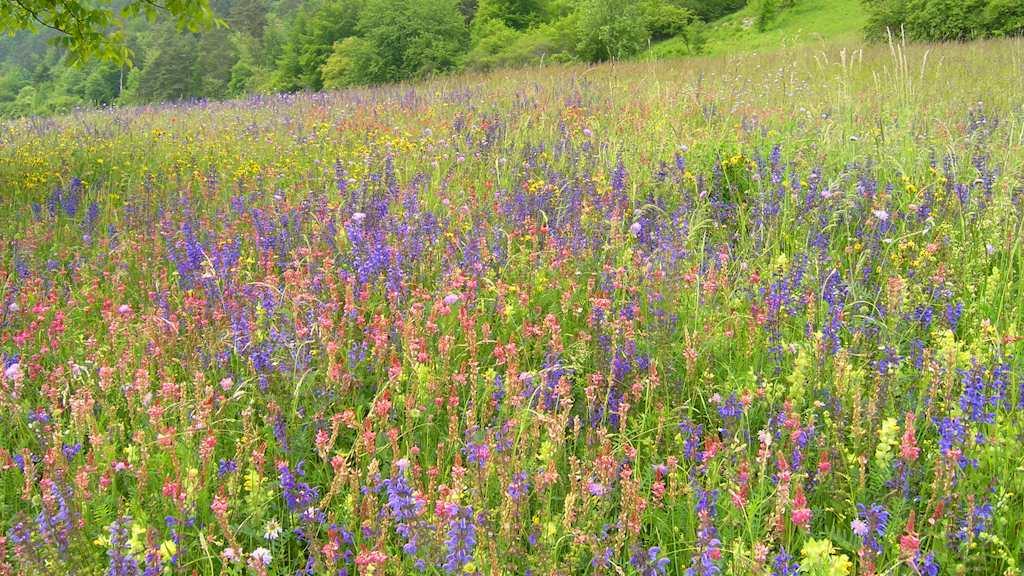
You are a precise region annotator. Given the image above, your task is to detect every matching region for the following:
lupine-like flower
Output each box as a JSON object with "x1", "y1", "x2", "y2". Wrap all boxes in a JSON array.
[
  {"x1": 686, "y1": 488, "x2": 721, "y2": 575},
  {"x1": 853, "y1": 503, "x2": 890, "y2": 552},
  {"x1": 630, "y1": 545, "x2": 671, "y2": 576},
  {"x1": 441, "y1": 505, "x2": 477, "y2": 574}
]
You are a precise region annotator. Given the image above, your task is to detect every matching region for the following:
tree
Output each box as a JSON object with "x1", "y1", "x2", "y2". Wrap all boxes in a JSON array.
[
  {"x1": 861, "y1": 0, "x2": 1018, "y2": 43},
  {"x1": 475, "y1": 0, "x2": 546, "y2": 30},
  {"x1": 645, "y1": 0, "x2": 695, "y2": 42},
  {"x1": 0, "y1": 0, "x2": 223, "y2": 65},
  {"x1": 352, "y1": 0, "x2": 469, "y2": 84},
  {"x1": 83, "y1": 64, "x2": 119, "y2": 104},
  {"x1": 230, "y1": 0, "x2": 269, "y2": 39},
  {"x1": 298, "y1": 0, "x2": 362, "y2": 90},
  {"x1": 757, "y1": 0, "x2": 776, "y2": 32},
  {"x1": 195, "y1": 26, "x2": 237, "y2": 99},
  {"x1": 137, "y1": 27, "x2": 199, "y2": 102},
  {"x1": 575, "y1": 0, "x2": 650, "y2": 62},
  {"x1": 678, "y1": 0, "x2": 746, "y2": 23}
]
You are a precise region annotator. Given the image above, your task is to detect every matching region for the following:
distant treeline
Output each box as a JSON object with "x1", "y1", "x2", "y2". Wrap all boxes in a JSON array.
[{"x1": 0, "y1": 0, "x2": 748, "y2": 117}]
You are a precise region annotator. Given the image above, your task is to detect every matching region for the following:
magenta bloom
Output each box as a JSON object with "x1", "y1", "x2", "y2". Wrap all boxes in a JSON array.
[{"x1": 443, "y1": 294, "x2": 460, "y2": 305}]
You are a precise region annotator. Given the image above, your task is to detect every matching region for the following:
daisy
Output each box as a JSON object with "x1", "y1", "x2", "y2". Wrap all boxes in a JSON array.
[{"x1": 263, "y1": 520, "x2": 283, "y2": 541}]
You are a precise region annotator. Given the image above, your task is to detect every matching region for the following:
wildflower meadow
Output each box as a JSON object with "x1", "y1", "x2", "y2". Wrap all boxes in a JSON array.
[{"x1": 1, "y1": 37, "x2": 1024, "y2": 576}]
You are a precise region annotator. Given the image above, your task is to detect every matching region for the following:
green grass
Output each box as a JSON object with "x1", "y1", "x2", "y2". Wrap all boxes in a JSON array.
[{"x1": 651, "y1": 0, "x2": 870, "y2": 59}]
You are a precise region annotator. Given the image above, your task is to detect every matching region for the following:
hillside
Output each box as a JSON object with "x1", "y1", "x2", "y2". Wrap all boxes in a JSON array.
[
  {"x1": 652, "y1": 0, "x2": 869, "y2": 58},
  {"x1": 2, "y1": 32, "x2": 1024, "y2": 576}
]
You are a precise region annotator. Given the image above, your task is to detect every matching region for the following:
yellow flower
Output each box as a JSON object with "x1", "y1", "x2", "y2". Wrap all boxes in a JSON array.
[{"x1": 159, "y1": 540, "x2": 177, "y2": 561}]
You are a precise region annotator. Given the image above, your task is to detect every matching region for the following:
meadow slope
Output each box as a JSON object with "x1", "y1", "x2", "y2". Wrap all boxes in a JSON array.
[{"x1": 1, "y1": 37, "x2": 1024, "y2": 575}]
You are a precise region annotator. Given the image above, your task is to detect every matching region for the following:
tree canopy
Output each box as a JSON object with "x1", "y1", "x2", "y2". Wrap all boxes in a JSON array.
[{"x1": 0, "y1": 0, "x2": 222, "y2": 65}]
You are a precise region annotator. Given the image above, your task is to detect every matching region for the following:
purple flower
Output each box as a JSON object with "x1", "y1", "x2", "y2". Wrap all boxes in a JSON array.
[
  {"x1": 507, "y1": 471, "x2": 530, "y2": 501},
  {"x1": 4, "y1": 363, "x2": 21, "y2": 381},
  {"x1": 443, "y1": 293, "x2": 460, "y2": 305},
  {"x1": 441, "y1": 505, "x2": 477, "y2": 574},
  {"x1": 851, "y1": 519, "x2": 869, "y2": 537},
  {"x1": 771, "y1": 547, "x2": 799, "y2": 576},
  {"x1": 854, "y1": 503, "x2": 890, "y2": 552},
  {"x1": 914, "y1": 552, "x2": 939, "y2": 575},
  {"x1": 630, "y1": 545, "x2": 670, "y2": 576}
]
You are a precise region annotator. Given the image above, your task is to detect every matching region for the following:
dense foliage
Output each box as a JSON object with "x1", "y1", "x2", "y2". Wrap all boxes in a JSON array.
[
  {"x1": 861, "y1": 0, "x2": 1024, "y2": 42},
  {"x1": 2, "y1": 36, "x2": 1024, "y2": 576}
]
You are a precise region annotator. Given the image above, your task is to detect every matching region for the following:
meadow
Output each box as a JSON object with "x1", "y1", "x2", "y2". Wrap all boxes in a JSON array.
[{"x1": 1, "y1": 35, "x2": 1024, "y2": 576}]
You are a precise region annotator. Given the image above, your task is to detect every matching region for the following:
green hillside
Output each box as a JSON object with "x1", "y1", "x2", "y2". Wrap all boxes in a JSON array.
[{"x1": 652, "y1": 0, "x2": 869, "y2": 58}]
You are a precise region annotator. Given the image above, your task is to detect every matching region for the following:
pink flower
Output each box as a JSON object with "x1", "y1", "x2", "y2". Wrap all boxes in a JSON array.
[
  {"x1": 117, "y1": 304, "x2": 132, "y2": 315},
  {"x1": 900, "y1": 412, "x2": 920, "y2": 462},
  {"x1": 211, "y1": 495, "x2": 229, "y2": 515},
  {"x1": 791, "y1": 486, "x2": 812, "y2": 529}
]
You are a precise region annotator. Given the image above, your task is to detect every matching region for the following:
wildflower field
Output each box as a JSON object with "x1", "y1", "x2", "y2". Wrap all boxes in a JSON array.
[{"x1": 2, "y1": 37, "x2": 1024, "y2": 576}]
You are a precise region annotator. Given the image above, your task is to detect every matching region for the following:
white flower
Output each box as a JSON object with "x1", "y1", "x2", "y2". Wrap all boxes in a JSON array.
[
  {"x1": 263, "y1": 520, "x2": 282, "y2": 541},
  {"x1": 250, "y1": 547, "x2": 272, "y2": 567}
]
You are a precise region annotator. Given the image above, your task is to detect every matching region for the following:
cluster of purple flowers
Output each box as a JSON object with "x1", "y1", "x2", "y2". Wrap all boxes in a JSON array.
[{"x1": 851, "y1": 503, "x2": 890, "y2": 552}]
